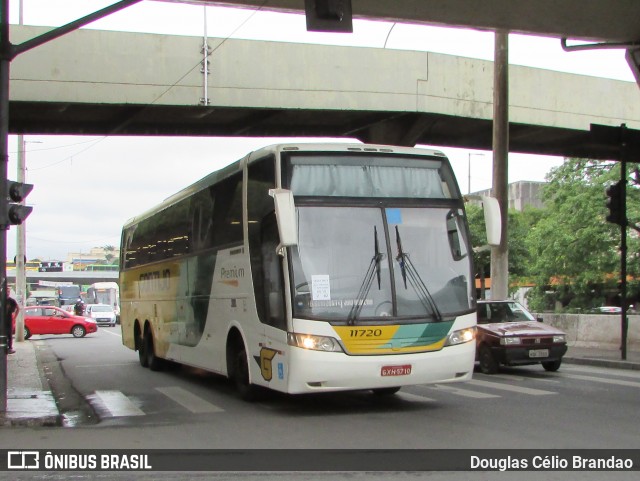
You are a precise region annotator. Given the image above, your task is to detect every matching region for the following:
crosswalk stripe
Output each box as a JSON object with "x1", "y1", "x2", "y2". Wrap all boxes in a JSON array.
[
  {"x1": 94, "y1": 390, "x2": 145, "y2": 417},
  {"x1": 564, "y1": 365, "x2": 640, "y2": 379},
  {"x1": 397, "y1": 392, "x2": 435, "y2": 403},
  {"x1": 563, "y1": 373, "x2": 640, "y2": 388},
  {"x1": 156, "y1": 386, "x2": 224, "y2": 413},
  {"x1": 429, "y1": 383, "x2": 500, "y2": 399},
  {"x1": 467, "y1": 379, "x2": 556, "y2": 396}
]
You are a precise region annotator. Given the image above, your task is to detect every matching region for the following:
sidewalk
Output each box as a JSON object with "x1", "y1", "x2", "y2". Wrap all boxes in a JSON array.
[
  {"x1": 1, "y1": 340, "x2": 61, "y2": 427},
  {"x1": 1, "y1": 340, "x2": 639, "y2": 427},
  {"x1": 563, "y1": 344, "x2": 640, "y2": 370}
]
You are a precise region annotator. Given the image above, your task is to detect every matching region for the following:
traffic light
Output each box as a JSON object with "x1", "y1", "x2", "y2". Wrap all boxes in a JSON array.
[
  {"x1": 304, "y1": 0, "x2": 353, "y2": 32},
  {"x1": 605, "y1": 180, "x2": 626, "y2": 226},
  {"x1": 3, "y1": 180, "x2": 33, "y2": 226}
]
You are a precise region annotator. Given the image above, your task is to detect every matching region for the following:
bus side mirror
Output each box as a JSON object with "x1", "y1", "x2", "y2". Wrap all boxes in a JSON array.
[
  {"x1": 269, "y1": 188, "x2": 298, "y2": 253},
  {"x1": 465, "y1": 195, "x2": 502, "y2": 247},
  {"x1": 481, "y1": 196, "x2": 501, "y2": 247}
]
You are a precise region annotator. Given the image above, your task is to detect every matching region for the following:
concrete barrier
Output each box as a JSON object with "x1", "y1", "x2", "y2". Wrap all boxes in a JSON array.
[{"x1": 538, "y1": 313, "x2": 639, "y2": 351}]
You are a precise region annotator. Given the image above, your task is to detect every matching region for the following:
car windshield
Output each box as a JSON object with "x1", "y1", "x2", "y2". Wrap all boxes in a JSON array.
[{"x1": 477, "y1": 301, "x2": 536, "y2": 323}]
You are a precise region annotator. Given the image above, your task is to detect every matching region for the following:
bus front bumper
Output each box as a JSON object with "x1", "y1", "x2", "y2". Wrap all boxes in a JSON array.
[{"x1": 285, "y1": 340, "x2": 475, "y2": 394}]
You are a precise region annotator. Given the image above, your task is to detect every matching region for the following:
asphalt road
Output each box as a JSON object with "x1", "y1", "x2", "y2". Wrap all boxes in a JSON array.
[{"x1": 2, "y1": 327, "x2": 639, "y2": 480}]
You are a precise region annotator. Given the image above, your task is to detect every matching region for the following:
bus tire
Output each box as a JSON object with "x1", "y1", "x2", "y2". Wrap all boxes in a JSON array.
[
  {"x1": 145, "y1": 330, "x2": 164, "y2": 371},
  {"x1": 371, "y1": 387, "x2": 401, "y2": 396},
  {"x1": 137, "y1": 327, "x2": 149, "y2": 368},
  {"x1": 234, "y1": 345, "x2": 259, "y2": 402}
]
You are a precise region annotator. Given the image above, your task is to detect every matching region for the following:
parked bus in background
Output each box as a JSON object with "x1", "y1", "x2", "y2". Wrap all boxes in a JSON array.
[
  {"x1": 87, "y1": 282, "x2": 120, "y2": 321},
  {"x1": 119, "y1": 143, "x2": 499, "y2": 400}
]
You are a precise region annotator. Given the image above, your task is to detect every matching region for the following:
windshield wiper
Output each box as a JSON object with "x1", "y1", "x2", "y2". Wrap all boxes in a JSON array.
[
  {"x1": 347, "y1": 226, "x2": 384, "y2": 325},
  {"x1": 395, "y1": 226, "x2": 443, "y2": 321}
]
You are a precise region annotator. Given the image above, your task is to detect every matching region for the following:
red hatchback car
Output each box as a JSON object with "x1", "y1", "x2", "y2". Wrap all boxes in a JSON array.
[{"x1": 22, "y1": 306, "x2": 98, "y2": 339}]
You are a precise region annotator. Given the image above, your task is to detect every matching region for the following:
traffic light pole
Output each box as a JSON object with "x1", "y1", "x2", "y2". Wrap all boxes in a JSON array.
[
  {"x1": 0, "y1": 0, "x2": 143, "y2": 415},
  {"x1": 1, "y1": 0, "x2": 11, "y2": 414},
  {"x1": 620, "y1": 160, "x2": 628, "y2": 361}
]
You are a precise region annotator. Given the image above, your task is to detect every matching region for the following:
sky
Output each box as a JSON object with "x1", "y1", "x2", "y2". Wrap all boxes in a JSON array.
[{"x1": 5, "y1": 0, "x2": 637, "y2": 261}]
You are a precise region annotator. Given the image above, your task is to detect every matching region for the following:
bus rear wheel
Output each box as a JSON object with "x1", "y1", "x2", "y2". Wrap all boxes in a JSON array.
[
  {"x1": 145, "y1": 331, "x2": 164, "y2": 371},
  {"x1": 137, "y1": 328, "x2": 148, "y2": 368}
]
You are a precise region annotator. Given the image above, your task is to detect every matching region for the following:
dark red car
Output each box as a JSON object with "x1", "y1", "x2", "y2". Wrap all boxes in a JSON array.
[
  {"x1": 22, "y1": 306, "x2": 98, "y2": 339},
  {"x1": 476, "y1": 300, "x2": 567, "y2": 374}
]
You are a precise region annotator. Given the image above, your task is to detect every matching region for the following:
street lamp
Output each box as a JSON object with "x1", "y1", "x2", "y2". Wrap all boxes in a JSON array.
[
  {"x1": 15, "y1": 136, "x2": 41, "y2": 343},
  {"x1": 467, "y1": 152, "x2": 486, "y2": 194}
]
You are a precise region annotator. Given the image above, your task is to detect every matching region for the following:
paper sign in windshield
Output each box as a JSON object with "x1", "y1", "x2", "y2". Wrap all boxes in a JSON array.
[{"x1": 312, "y1": 275, "x2": 331, "y2": 300}]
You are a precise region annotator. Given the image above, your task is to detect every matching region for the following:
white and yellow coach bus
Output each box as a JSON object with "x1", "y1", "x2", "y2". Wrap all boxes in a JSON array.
[{"x1": 120, "y1": 143, "x2": 498, "y2": 400}]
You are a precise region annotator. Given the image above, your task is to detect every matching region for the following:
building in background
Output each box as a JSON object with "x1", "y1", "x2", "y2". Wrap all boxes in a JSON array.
[
  {"x1": 66, "y1": 247, "x2": 120, "y2": 271},
  {"x1": 472, "y1": 181, "x2": 546, "y2": 211}
]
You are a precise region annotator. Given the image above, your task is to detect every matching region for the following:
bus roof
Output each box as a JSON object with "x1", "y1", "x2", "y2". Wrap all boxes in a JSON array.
[{"x1": 122, "y1": 143, "x2": 448, "y2": 229}]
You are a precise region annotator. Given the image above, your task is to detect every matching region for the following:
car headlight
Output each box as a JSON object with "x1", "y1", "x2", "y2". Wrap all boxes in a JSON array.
[
  {"x1": 287, "y1": 333, "x2": 343, "y2": 352},
  {"x1": 500, "y1": 337, "x2": 522, "y2": 345},
  {"x1": 444, "y1": 326, "x2": 476, "y2": 346},
  {"x1": 553, "y1": 334, "x2": 566, "y2": 343}
]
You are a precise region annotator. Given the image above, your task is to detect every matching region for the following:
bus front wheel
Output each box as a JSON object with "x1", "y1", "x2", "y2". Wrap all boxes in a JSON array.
[{"x1": 233, "y1": 345, "x2": 259, "y2": 402}]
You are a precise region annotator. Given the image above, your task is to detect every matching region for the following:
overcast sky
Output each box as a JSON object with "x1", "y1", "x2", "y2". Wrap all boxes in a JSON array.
[{"x1": 6, "y1": 0, "x2": 636, "y2": 261}]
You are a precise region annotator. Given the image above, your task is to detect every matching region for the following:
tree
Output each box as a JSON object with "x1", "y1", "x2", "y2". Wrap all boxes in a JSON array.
[
  {"x1": 466, "y1": 204, "x2": 538, "y2": 297},
  {"x1": 525, "y1": 158, "x2": 640, "y2": 311}
]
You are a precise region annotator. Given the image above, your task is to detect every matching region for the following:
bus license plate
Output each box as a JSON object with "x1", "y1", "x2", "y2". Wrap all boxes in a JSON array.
[
  {"x1": 529, "y1": 349, "x2": 549, "y2": 358},
  {"x1": 381, "y1": 365, "x2": 412, "y2": 376}
]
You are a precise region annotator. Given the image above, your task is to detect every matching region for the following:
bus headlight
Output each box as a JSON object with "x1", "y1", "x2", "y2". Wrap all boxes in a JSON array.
[
  {"x1": 444, "y1": 326, "x2": 476, "y2": 346},
  {"x1": 287, "y1": 333, "x2": 344, "y2": 352}
]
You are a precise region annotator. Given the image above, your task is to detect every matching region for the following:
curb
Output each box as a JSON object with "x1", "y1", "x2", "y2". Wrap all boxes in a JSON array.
[{"x1": 563, "y1": 356, "x2": 640, "y2": 371}]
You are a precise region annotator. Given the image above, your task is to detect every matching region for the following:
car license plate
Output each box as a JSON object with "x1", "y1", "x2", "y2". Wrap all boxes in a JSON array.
[
  {"x1": 529, "y1": 349, "x2": 549, "y2": 358},
  {"x1": 381, "y1": 365, "x2": 411, "y2": 376}
]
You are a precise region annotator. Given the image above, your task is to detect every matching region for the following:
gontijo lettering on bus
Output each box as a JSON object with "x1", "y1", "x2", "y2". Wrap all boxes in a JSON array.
[{"x1": 138, "y1": 269, "x2": 171, "y2": 293}]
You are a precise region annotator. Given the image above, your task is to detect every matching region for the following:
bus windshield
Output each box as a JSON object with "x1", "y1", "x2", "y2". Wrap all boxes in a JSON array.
[{"x1": 290, "y1": 205, "x2": 472, "y2": 322}]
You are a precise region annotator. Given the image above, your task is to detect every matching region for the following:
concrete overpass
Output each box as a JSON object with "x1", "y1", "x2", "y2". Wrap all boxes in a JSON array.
[
  {"x1": 9, "y1": 25, "x2": 640, "y2": 159},
  {"x1": 5, "y1": 269, "x2": 118, "y2": 288}
]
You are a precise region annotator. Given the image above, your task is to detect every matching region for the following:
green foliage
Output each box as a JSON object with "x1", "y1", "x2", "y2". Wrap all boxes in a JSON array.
[
  {"x1": 525, "y1": 159, "x2": 640, "y2": 311},
  {"x1": 466, "y1": 158, "x2": 640, "y2": 312}
]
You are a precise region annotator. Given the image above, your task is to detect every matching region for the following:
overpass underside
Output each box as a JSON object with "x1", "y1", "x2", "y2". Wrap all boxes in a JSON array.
[
  {"x1": 9, "y1": 101, "x2": 626, "y2": 160},
  {"x1": 9, "y1": 26, "x2": 640, "y2": 159}
]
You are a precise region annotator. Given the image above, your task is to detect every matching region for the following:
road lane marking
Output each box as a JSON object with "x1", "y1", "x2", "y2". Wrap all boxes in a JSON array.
[
  {"x1": 563, "y1": 373, "x2": 640, "y2": 388},
  {"x1": 397, "y1": 392, "x2": 436, "y2": 403},
  {"x1": 467, "y1": 379, "x2": 556, "y2": 396},
  {"x1": 100, "y1": 329, "x2": 122, "y2": 338},
  {"x1": 156, "y1": 386, "x2": 224, "y2": 413},
  {"x1": 564, "y1": 365, "x2": 640, "y2": 379},
  {"x1": 427, "y1": 384, "x2": 500, "y2": 399},
  {"x1": 476, "y1": 373, "x2": 561, "y2": 384},
  {"x1": 93, "y1": 390, "x2": 145, "y2": 417}
]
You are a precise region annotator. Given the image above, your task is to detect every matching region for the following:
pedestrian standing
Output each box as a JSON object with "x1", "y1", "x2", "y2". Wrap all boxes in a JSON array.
[{"x1": 5, "y1": 286, "x2": 19, "y2": 354}]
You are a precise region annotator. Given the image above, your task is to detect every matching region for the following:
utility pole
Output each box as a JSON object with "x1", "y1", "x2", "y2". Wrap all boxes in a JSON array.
[
  {"x1": 15, "y1": 137, "x2": 39, "y2": 342},
  {"x1": 490, "y1": 31, "x2": 509, "y2": 300}
]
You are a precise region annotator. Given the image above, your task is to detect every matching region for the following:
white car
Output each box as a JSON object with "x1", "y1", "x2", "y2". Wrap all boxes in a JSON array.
[{"x1": 86, "y1": 304, "x2": 117, "y2": 327}]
